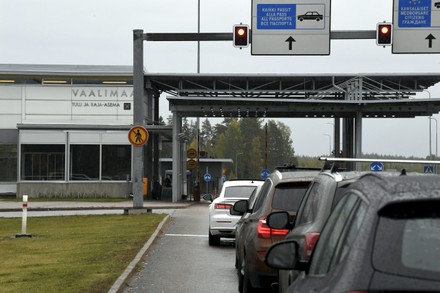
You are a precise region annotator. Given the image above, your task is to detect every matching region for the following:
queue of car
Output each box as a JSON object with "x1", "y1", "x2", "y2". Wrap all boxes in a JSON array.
[{"x1": 205, "y1": 159, "x2": 440, "y2": 293}]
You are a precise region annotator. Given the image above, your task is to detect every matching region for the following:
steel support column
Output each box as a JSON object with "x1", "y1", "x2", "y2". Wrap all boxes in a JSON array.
[
  {"x1": 132, "y1": 29, "x2": 145, "y2": 208},
  {"x1": 172, "y1": 112, "x2": 182, "y2": 202}
]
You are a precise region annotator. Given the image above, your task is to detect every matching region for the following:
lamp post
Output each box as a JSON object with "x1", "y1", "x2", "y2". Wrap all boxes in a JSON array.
[
  {"x1": 323, "y1": 134, "x2": 332, "y2": 156},
  {"x1": 430, "y1": 117, "x2": 438, "y2": 158},
  {"x1": 235, "y1": 153, "x2": 243, "y2": 178}
]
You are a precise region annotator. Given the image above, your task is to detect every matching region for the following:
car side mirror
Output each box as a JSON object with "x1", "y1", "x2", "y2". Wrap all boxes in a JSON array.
[
  {"x1": 266, "y1": 211, "x2": 291, "y2": 229},
  {"x1": 231, "y1": 200, "x2": 249, "y2": 216},
  {"x1": 265, "y1": 240, "x2": 299, "y2": 270},
  {"x1": 202, "y1": 193, "x2": 213, "y2": 202}
]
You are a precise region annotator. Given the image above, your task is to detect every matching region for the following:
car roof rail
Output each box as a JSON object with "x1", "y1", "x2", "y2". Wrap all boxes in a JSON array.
[
  {"x1": 319, "y1": 156, "x2": 440, "y2": 165},
  {"x1": 275, "y1": 164, "x2": 321, "y2": 172}
]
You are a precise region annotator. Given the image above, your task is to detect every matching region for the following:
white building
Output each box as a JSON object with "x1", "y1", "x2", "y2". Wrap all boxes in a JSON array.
[{"x1": 0, "y1": 64, "x2": 171, "y2": 198}]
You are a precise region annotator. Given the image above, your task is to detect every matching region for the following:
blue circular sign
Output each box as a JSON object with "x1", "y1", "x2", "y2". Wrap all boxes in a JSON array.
[
  {"x1": 204, "y1": 173, "x2": 212, "y2": 182},
  {"x1": 260, "y1": 169, "x2": 270, "y2": 180}
]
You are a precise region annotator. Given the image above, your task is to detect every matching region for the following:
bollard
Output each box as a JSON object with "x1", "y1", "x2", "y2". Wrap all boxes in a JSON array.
[{"x1": 16, "y1": 195, "x2": 32, "y2": 238}]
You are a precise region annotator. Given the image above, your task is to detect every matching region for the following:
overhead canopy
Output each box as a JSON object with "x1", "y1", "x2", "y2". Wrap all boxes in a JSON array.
[{"x1": 143, "y1": 73, "x2": 440, "y2": 118}]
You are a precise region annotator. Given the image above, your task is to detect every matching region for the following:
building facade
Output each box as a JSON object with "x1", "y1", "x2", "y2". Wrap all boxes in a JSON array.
[{"x1": 0, "y1": 64, "x2": 146, "y2": 198}]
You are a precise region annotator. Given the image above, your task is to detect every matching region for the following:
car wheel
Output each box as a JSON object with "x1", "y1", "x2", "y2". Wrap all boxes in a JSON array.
[
  {"x1": 208, "y1": 230, "x2": 220, "y2": 246},
  {"x1": 298, "y1": 18, "x2": 303, "y2": 21}
]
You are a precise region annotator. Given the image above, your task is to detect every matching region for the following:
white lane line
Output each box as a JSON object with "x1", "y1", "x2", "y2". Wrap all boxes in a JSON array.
[{"x1": 164, "y1": 233, "x2": 208, "y2": 238}]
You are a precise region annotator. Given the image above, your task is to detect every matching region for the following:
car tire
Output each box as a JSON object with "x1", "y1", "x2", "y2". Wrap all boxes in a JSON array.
[
  {"x1": 208, "y1": 231, "x2": 220, "y2": 246},
  {"x1": 298, "y1": 18, "x2": 303, "y2": 21}
]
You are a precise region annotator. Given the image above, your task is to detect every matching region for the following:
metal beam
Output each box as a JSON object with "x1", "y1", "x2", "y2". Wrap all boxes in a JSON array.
[{"x1": 144, "y1": 30, "x2": 376, "y2": 42}]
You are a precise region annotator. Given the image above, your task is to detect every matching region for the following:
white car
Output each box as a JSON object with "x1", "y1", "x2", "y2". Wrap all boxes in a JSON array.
[{"x1": 207, "y1": 179, "x2": 264, "y2": 246}]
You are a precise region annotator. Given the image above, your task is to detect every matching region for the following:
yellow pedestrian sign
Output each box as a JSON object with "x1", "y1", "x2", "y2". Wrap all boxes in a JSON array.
[{"x1": 128, "y1": 125, "x2": 149, "y2": 146}]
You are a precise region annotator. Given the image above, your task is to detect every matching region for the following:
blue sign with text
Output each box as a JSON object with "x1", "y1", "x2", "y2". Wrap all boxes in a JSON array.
[
  {"x1": 398, "y1": 0, "x2": 431, "y2": 27},
  {"x1": 257, "y1": 4, "x2": 296, "y2": 30}
]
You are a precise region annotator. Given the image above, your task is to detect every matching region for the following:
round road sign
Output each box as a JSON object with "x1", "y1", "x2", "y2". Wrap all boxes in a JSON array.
[
  {"x1": 187, "y1": 148, "x2": 197, "y2": 158},
  {"x1": 128, "y1": 125, "x2": 149, "y2": 146},
  {"x1": 187, "y1": 159, "x2": 197, "y2": 170}
]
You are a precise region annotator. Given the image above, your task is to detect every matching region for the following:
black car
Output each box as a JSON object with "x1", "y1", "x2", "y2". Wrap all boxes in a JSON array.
[
  {"x1": 265, "y1": 174, "x2": 440, "y2": 293},
  {"x1": 297, "y1": 11, "x2": 323, "y2": 21}
]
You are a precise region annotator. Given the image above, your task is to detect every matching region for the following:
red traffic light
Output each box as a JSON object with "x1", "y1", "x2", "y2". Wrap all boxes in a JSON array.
[
  {"x1": 233, "y1": 24, "x2": 249, "y2": 48},
  {"x1": 376, "y1": 23, "x2": 392, "y2": 46}
]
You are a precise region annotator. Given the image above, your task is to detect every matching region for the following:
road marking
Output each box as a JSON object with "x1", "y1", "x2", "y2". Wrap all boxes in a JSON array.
[{"x1": 164, "y1": 233, "x2": 208, "y2": 238}]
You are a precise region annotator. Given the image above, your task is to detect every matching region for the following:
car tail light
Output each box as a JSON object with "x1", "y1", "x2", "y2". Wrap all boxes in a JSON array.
[
  {"x1": 304, "y1": 232, "x2": 320, "y2": 257},
  {"x1": 215, "y1": 203, "x2": 232, "y2": 209},
  {"x1": 257, "y1": 217, "x2": 289, "y2": 239}
]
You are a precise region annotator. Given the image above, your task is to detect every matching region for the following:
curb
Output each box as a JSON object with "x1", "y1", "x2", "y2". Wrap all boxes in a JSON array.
[{"x1": 108, "y1": 214, "x2": 171, "y2": 293}]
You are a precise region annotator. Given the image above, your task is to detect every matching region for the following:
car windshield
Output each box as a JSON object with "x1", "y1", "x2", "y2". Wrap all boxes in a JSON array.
[
  {"x1": 224, "y1": 186, "x2": 257, "y2": 199},
  {"x1": 373, "y1": 199, "x2": 440, "y2": 280},
  {"x1": 272, "y1": 183, "x2": 310, "y2": 211}
]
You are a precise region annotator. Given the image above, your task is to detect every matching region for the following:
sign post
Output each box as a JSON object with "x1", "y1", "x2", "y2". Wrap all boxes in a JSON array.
[{"x1": 16, "y1": 195, "x2": 32, "y2": 238}]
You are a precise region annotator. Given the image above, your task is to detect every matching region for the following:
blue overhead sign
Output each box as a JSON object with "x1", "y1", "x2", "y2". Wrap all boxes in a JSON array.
[
  {"x1": 398, "y1": 0, "x2": 431, "y2": 27},
  {"x1": 256, "y1": 4, "x2": 296, "y2": 29}
]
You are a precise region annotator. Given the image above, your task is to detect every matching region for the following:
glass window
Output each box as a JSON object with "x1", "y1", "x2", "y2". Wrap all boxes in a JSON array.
[
  {"x1": 21, "y1": 145, "x2": 65, "y2": 180},
  {"x1": 272, "y1": 182, "x2": 310, "y2": 211},
  {"x1": 102, "y1": 145, "x2": 131, "y2": 180},
  {"x1": 70, "y1": 145, "x2": 99, "y2": 180},
  {"x1": 224, "y1": 186, "x2": 257, "y2": 199},
  {"x1": 0, "y1": 144, "x2": 17, "y2": 182},
  {"x1": 373, "y1": 199, "x2": 440, "y2": 280},
  {"x1": 295, "y1": 182, "x2": 320, "y2": 226},
  {"x1": 309, "y1": 194, "x2": 359, "y2": 275},
  {"x1": 252, "y1": 180, "x2": 272, "y2": 213}
]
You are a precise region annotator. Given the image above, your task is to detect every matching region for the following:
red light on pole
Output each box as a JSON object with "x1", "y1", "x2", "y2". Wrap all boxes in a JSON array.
[
  {"x1": 376, "y1": 23, "x2": 393, "y2": 46},
  {"x1": 233, "y1": 24, "x2": 249, "y2": 48}
]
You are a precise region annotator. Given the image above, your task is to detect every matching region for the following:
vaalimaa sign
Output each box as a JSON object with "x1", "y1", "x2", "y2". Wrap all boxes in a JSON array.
[{"x1": 72, "y1": 88, "x2": 133, "y2": 99}]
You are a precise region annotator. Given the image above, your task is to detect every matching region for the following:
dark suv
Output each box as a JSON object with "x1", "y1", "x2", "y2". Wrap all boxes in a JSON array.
[
  {"x1": 232, "y1": 169, "x2": 318, "y2": 292},
  {"x1": 266, "y1": 169, "x2": 369, "y2": 292},
  {"x1": 266, "y1": 174, "x2": 440, "y2": 293}
]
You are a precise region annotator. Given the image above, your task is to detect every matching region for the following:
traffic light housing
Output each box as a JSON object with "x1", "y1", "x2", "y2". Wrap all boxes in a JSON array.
[
  {"x1": 376, "y1": 23, "x2": 393, "y2": 46},
  {"x1": 233, "y1": 24, "x2": 249, "y2": 48}
]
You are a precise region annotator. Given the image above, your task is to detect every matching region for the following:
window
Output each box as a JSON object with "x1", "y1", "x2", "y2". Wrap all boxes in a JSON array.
[
  {"x1": 374, "y1": 199, "x2": 440, "y2": 280},
  {"x1": 252, "y1": 180, "x2": 272, "y2": 213},
  {"x1": 102, "y1": 145, "x2": 131, "y2": 180},
  {"x1": 272, "y1": 182, "x2": 310, "y2": 211},
  {"x1": 70, "y1": 145, "x2": 99, "y2": 180},
  {"x1": 308, "y1": 193, "x2": 361, "y2": 275},
  {"x1": 224, "y1": 186, "x2": 257, "y2": 199},
  {"x1": 295, "y1": 182, "x2": 320, "y2": 226},
  {"x1": 0, "y1": 145, "x2": 17, "y2": 182},
  {"x1": 21, "y1": 145, "x2": 65, "y2": 180}
]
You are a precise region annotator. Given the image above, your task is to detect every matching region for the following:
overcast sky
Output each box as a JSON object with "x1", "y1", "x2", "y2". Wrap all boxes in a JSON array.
[{"x1": 1, "y1": 0, "x2": 440, "y2": 157}]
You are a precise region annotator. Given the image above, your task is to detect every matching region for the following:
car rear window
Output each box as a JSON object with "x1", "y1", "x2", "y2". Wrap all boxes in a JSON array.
[
  {"x1": 373, "y1": 199, "x2": 440, "y2": 280},
  {"x1": 224, "y1": 186, "x2": 257, "y2": 199},
  {"x1": 272, "y1": 183, "x2": 310, "y2": 211}
]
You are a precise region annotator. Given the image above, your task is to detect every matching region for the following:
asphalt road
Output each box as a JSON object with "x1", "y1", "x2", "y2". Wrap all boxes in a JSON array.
[{"x1": 123, "y1": 202, "x2": 239, "y2": 293}]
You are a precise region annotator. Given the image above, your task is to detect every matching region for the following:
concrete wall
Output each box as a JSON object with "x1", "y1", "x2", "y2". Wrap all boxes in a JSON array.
[{"x1": 17, "y1": 182, "x2": 131, "y2": 198}]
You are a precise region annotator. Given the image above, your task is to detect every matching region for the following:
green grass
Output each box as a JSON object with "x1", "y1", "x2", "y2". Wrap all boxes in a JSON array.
[{"x1": 0, "y1": 213, "x2": 168, "y2": 293}]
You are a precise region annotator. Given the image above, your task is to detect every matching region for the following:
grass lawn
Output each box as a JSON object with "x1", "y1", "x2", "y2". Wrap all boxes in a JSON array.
[{"x1": 0, "y1": 213, "x2": 168, "y2": 293}]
